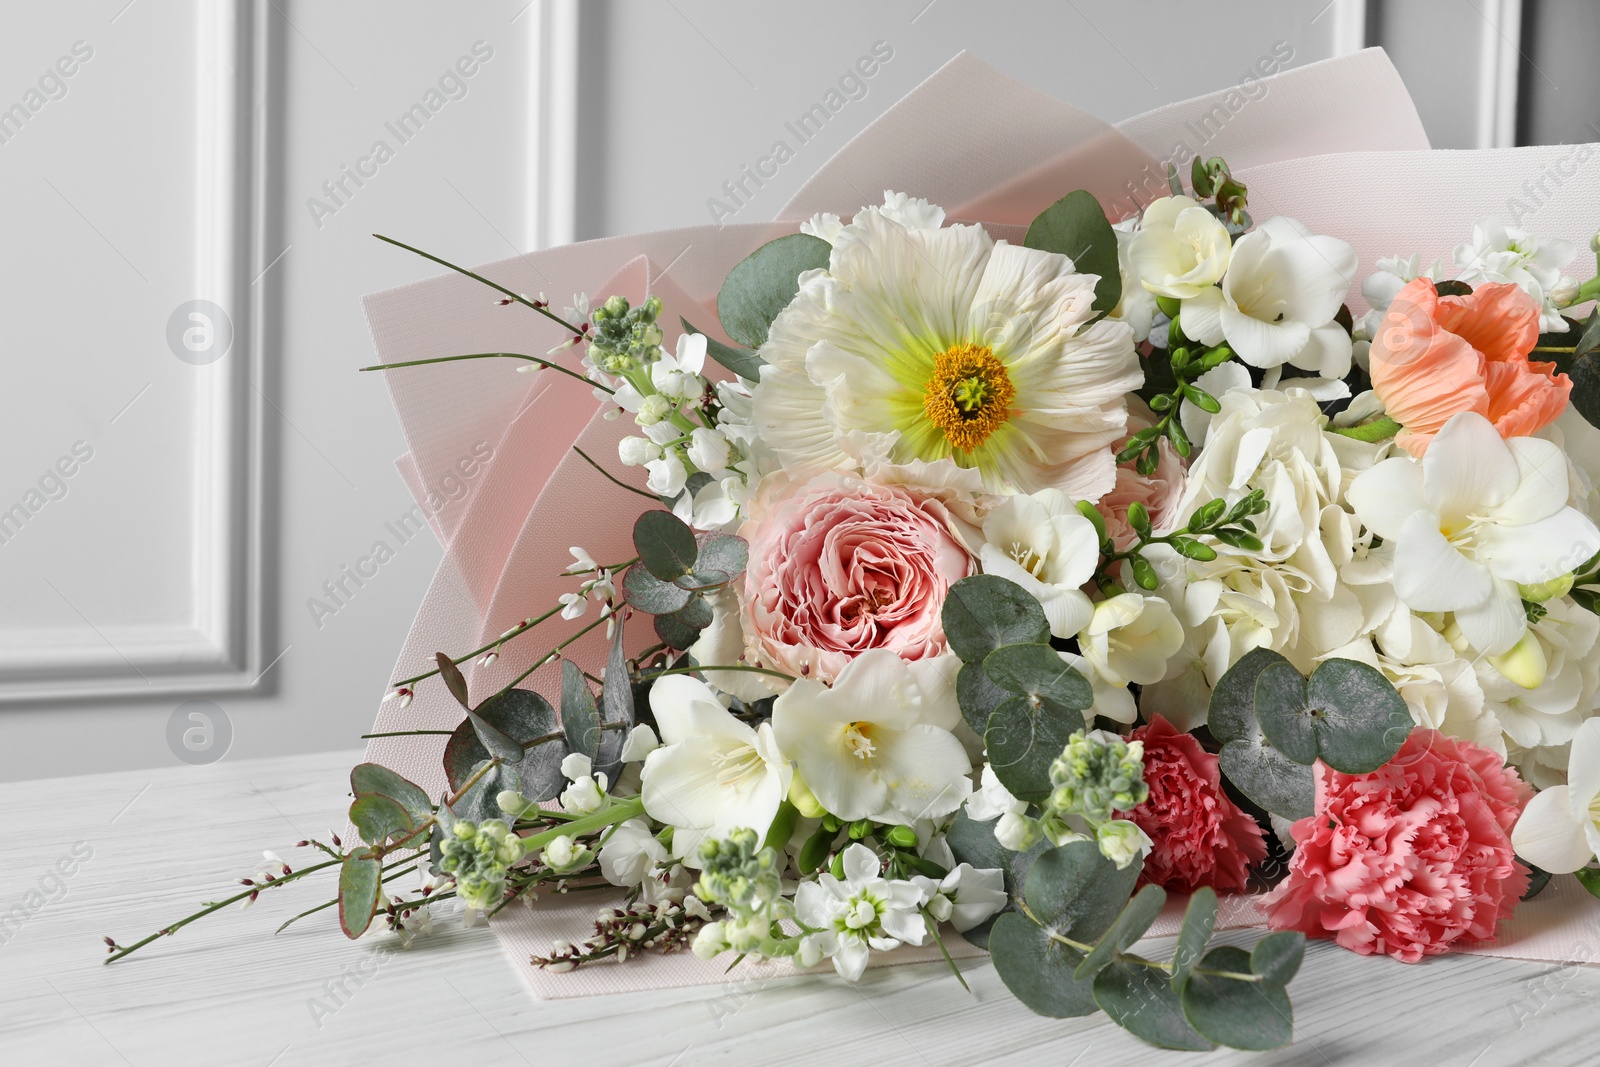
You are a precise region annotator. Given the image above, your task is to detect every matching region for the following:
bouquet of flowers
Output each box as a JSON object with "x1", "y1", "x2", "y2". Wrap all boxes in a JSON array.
[{"x1": 107, "y1": 52, "x2": 1600, "y2": 1054}]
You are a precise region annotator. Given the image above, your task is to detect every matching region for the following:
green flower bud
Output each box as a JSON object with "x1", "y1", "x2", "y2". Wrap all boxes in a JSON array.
[
  {"x1": 885, "y1": 825, "x2": 918, "y2": 849},
  {"x1": 1048, "y1": 730, "x2": 1149, "y2": 823},
  {"x1": 1519, "y1": 573, "x2": 1574, "y2": 603}
]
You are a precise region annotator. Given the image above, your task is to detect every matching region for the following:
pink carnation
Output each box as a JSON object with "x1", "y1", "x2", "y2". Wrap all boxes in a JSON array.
[
  {"x1": 1262, "y1": 729, "x2": 1532, "y2": 963},
  {"x1": 1100, "y1": 406, "x2": 1185, "y2": 550},
  {"x1": 739, "y1": 474, "x2": 973, "y2": 684},
  {"x1": 1118, "y1": 715, "x2": 1267, "y2": 894}
]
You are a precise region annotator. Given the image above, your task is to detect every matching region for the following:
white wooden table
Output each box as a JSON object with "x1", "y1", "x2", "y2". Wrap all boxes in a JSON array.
[{"x1": 4, "y1": 749, "x2": 1598, "y2": 1066}]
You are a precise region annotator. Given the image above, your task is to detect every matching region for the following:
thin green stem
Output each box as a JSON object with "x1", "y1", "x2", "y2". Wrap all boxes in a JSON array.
[
  {"x1": 447, "y1": 760, "x2": 501, "y2": 808},
  {"x1": 359, "y1": 352, "x2": 610, "y2": 394},
  {"x1": 643, "y1": 663, "x2": 795, "y2": 682},
  {"x1": 519, "y1": 797, "x2": 646, "y2": 852},
  {"x1": 393, "y1": 602, "x2": 565, "y2": 689},
  {"x1": 573, "y1": 445, "x2": 657, "y2": 501},
  {"x1": 499, "y1": 611, "x2": 613, "y2": 693},
  {"x1": 373, "y1": 234, "x2": 588, "y2": 337},
  {"x1": 362, "y1": 729, "x2": 456, "y2": 739},
  {"x1": 106, "y1": 857, "x2": 343, "y2": 964}
]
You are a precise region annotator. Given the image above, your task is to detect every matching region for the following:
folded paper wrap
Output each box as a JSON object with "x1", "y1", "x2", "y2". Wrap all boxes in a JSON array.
[{"x1": 359, "y1": 48, "x2": 1600, "y2": 999}]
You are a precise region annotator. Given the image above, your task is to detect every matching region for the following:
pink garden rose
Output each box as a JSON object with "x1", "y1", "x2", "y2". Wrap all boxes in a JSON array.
[
  {"x1": 1100, "y1": 404, "x2": 1186, "y2": 550},
  {"x1": 1118, "y1": 715, "x2": 1266, "y2": 894},
  {"x1": 1262, "y1": 729, "x2": 1532, "y2": 963},
  {"x1": 739, "y1": 474, "x2": 973, "y2": 684}
]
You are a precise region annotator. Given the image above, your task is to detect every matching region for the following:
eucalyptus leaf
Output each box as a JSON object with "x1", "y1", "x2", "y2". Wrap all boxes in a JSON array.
[
  {"x1": 1217, "y1": 739, "x2": 1314, "y2": 820},
  {"x1": 337, "y1": 849, "x2": 382, "y2": 939},
  {"x1": 1577, "y1": 306, "x2": 1600, "y2": 358},
  {"x1": 695, "y1": 534, "x2": 749, "y2": 579},
  {"x1": 1569, "y1": 352, "x2": 1600, "y2": 429},
  {"x1": 597, "y1": 617, "x2": 635, "y2": 776},
  {"x1": 1249, "y1": 930, "x2": 1305, "y2": 988},
  {"x1": 1181, "y1": 945, "x2": 1293, "y2": 1050},
  {"x1": 350, "y1": 763, "x2": 433, "y2": 823},
  {"x1": 1305, "y1": 658, "x2": 1411, "y2": 773},
  {"x1": 1253, "y1": 660, "x2": 1318, "y2": 764},
  {"x1": 986, "y1": 694, "x2": 1084, "y2": 803},
  {"x1": 449, "y1": 759, "x2": 520, "y2": 823},
  {"x1": 634, "y1": 511, "x2": 699, "y2": 581},
  {"x1": 561, "y1": 659, "x2": 603, "y2": 762},
  {"x1": 716, "y1": 233, "x2": 832, "y2": 349},
  {"x1": 1170, "y1": 887, "x2": 1219, "y2": 994},
  {"x1": 943, "y1": 808, "x2": 1048, "y2": 948},
  {"x1": 444, "y1": 689, "x2": 567, "y2": 802},
  {"x1": 1094, "y1": 960, "x2": 1214, "y2": 1051},
  {"x1": 941, "y1": 575, "x2": 1050, "y2": 664},
  {"x1": 654, "y1": 609, "x2": 704, "y2": 652},
  {"x1": 956, "y1": 661, "x2": 1010, "y2": 736},
  {"x1": 1208, "y1": 647, "x2": 1291, "y2": 743},
  {"x1": 1022, "y1": 190, "x2": 1122, "y2": 319},
  {"x1": 681, "y1": 316, "x2": 765, "y2": 380},
  {"x1": 987, "y1": 912, "x2": 1100, "y2": 1018},
  {"x1": 1024, "y1": 840, "x2": 1142, "y2": 943},
  {"x1": 465, "y1": 709, "x2": 524, "y2": 763},
  {"x1": 435, "y1": 651, "x2": 471, "y2": 709},
  {"x1": 1074, "y1": 883, "x2": 1166, "y2": 980},
  {"x1": 623, "y1": 562, "x2": 693, "y2": 615},
  {"x1": 982, "y1": 644, "x2": 1093, "y2": 711},
  {"x1": 349, "y1": 793, "x2": 415, "y2": 848}
]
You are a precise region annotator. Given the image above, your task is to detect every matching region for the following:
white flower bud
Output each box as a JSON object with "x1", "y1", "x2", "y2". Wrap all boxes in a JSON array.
[
  {"x1": 618, "y1": 435, "x2": 662, "y2": 467},
  {"x1": 994, "y1": 810, "x2": 1040, "y2": 852},
  {"x1": 636, "y1": 394, "x2": 673, "y2": 425},
  {"x1": 691, "y1": 921, "x2": 728, "y2": 960},
  {"x1": 645, "y1": 454, "x2": 688, "y2": 498},
  {"x1": 686, "y1": 427, "x2": 732, "y2": 473},
  {"x1": 497, "y1": 790, "x2": 532, "y2": 816}
]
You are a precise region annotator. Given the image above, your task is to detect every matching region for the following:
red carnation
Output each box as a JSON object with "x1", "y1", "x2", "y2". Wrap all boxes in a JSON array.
[{"x1": 1118, "y1": 714, "x2": 1267, "y2": 894}]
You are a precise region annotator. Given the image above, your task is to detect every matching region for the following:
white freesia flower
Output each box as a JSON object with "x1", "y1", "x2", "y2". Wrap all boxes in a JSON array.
[
  {"x1": 1511, "y1": 718, "x2": 1600, "y2": 872},
  {"x1": 977, "y1": 488, "x2": 1100, "y2": 638},
  {"x1": 1454, "y1": 217, "x2": 1577, "y2": 333},
  {"x1": 671, "y1": 477, "x2": 740, "y2": 532},
  {"x1": 640, "y1": 675, "x2": 792, "y2": 862},
  {"x1": 753, "y1": 192, "x2": 1141, "y2": 500},
  {"x1": 619, "y1": 724, "x2": 659, "y2": 763},
  {"x1": 1181, "y1": 216, "x2": 1358, "y2": 377},
  {"x1": 794, "y1": 842, "x2": 929, "y2": 981},
  {"x1": 1128, "y1": 195, "x2": 1232, "y2": 299},
  {"x1": 1108, "y1": 227, "x2": 1157, "y2": 343},
  {"x1": 1079, "y1": 593, "x2": 1184, "y2": 688},
  {"x1": 913, "y1": 863, "x2": 1007, "y2": 932},
  {"x1": 1347, "y1": 413, "x2": 1600, "y2": 656},
  {"x1": 597, "y1": 818, "x2": 668, "y2": 888},
  {"x1": 1059, "y1": 649, "x2": 1137, "y2": 724},
  {"x1": 685, "y1": 588, "x2": 775, "y2": 702},
  {"x1": 558, "y1": 752, "x2": 607, "y2": 815},
  {"x1": 771, "y1": 649, "x2": 971, "y2": 824},
  {"x1": 1481, "y1": 598, "x2": 1600, "y2": 759}
]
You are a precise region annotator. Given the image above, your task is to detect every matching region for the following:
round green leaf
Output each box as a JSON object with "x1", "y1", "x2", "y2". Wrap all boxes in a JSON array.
[
  {"x1": 634, "y1": 510, "x2": 699, "y2": 580},
  {"x1": 338, "y1": 850, "x2": 382, "y2": 939},
  {"x1": 956, "y1": 661, "x2": 1010, "y2": 737},
  {"x1": 987, "y1": 912, "x2": 1099, "y2": 1018},
  {"x1": 1306, "y1": 658, "x2": 1412, "y2": 773},
  {"x1": 349, "y1": 794, "x2": 415, "y2": 848},
  {"x1": 1181, "y1": 945, "x2": 1294, "y2": 1050},
  {"x1": 986, "y1": 694, "x2": 1084, "y2": 803},
  {"x1": 941, "y1": 574, "x2": 1051, "y2": 664},
  {"x1": 597, "y1": 618, "x2": 635, "y2": 775},
  {"x1": 982, "y1": 644, "x2": 1093, "y2": 712},
  {"x1": 695, "y1": 534, "x2": 749, "y2": 580},
  {"x1": 1207, "y1": 647, "x2": 1292, "y2": 743},
  {"x1": 623, "y1": 562, "x2": 693, "y2": 615},
  {"x1": 1249, "y1": 931, "x2": 1305, "y2": 988},
  {"x1": 350, "y1": 763, "x2": 433, "y2": 822},
  {"x1": 1094, "y1": 960, "x2": 1214, "y2": 1051},
  {"x1": 680, "y1": 316, "x2": 765, "y2": 380},
  {"x1": 1170, "y1": 887, "x2": 1219, "y2": 994},
  {"x1": 465, "y1": 709, "x2": 523, "y2": 763},
  {"x1": 654, "y1": 607, "x2": 705, "y2": 651},
  {"x1": 1217, "y1": 737, "x2": 1315, "y2": 819},
  {"x1": 1253, "y1": 660, "x2": 1317, "y2": 765},
  {"x1": 716, "y1": 233, "x2": 832, "y2": 349},
  {"x1": 1022, "y1": 190, "x2": 1122, "y2": 319},
  {"x1": 449, "y1": 759, "x2": 520, "y2": 824},
  {"x1": 1024, "y1": 840, "x2": 1142, "y2": 943},
  {"x1": 444, "y1": 689, "x2": 567, "y2": 802},
  {"x1": 1074, "y1": 883, "x2": 1167, "y2": 980}
]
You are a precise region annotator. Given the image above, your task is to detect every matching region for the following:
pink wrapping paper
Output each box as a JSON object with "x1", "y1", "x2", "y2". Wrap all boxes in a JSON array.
[{"x1": 359, "y1": 49, "x2": 1600, "y2": 999}]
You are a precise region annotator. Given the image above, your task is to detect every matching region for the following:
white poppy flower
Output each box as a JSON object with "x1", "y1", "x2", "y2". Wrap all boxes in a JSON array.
[
  {"x1": 1511, "y1": 718, "x2": 1600, "y2": 873},
  {"x1": 1128, "y1": 195, "x2": 1232, "y2": 299},
  {"x1": 1347, "y1": 413, "x2": 1600, "y2": 656},
  {"x1": 977, "y1": 488, "x2": 1100, "y2": 638},
  {"x1": 1180, "y1": 216, "x2": 1358, "y2": 377},
  {"x1": 770, "y1": 649, "x2": 971, "y2": 825},
  {"x1": 794, "y1": 842, "x2": 929, "y2": 981},
  {"x1": 640, "y1": 675, "x2": 791, "y2": 863}
]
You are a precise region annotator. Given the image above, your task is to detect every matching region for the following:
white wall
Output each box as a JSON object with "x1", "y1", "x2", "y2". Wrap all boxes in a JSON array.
[{"x1": 0, "y1": 0, "x2": 1546, "y2": 781}]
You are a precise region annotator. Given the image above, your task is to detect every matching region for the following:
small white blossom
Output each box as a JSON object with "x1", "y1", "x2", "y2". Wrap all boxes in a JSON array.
[{"x1": 618, "y1": 436, "x2": 661, "y2": 467}]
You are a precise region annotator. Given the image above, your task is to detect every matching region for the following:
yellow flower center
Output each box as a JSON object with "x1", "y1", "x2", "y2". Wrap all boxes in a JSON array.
[
  {"x1": 922, "y1": 342, "x2": 1016, "y2": 452},
  {"x1": 843, "y1": 722, "x2": 877, "y2": 761}
]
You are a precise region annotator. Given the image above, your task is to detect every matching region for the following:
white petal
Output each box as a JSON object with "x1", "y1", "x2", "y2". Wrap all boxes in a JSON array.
[
  {"x1": 1511, "y1": 786, "x2": 1593, "y2": 873},
  {"x1": 1568, "y1": 718, "x2": 1600, "y2": 811},
  {"x1": 649, "y1": 675, "x2": 754, "y2": 746},
  {"x1": 1499, "y1": 437, "x2": 1577, "y2": 525},
  {"x1": 841, "y1": 842, "x2": 880, "y2": 884},
  {"x1": 1422, "y1": 413, "x2": 1521, "y2": 517},
  {"x1": 1219, "y1": 302, "x2": 1311, "y2": 369},
  {"x1": 1454, "y1": 578, "x2": 1528, "y2": 656},
  {"x1": 1347, "y1": 458, "x2": 1427, "y2": 540},
  {"x1": 1178, "y1": 286, "x2": 1225, "y2": 346},
  {"x1": 1477, "y1": 507, "x2": 1600, "y2": 585},
  {"x1": 1393, "y1": 511, "x2": 1492, "y2": 612},
  {"x1": 870, "y1": 725, "x2": 973, "y2": 824}
]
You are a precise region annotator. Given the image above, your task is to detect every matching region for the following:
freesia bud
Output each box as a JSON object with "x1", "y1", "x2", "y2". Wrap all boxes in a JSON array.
[{"x1": 1487, "y1": 632, "x2": 1548, "y2": 691}]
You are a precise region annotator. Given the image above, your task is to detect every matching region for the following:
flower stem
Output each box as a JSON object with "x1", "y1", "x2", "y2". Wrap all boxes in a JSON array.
[
  {"x1": 1327, "y1": 414, "x2": 1402, "y2": 442},
  {"x1": 373, "y1": 235, "x2": 588, "y2": 337},
  {"x1": 498, "y1": 610, "x2": 614, "y2": 694},
  {"x1": 362, "y1": 729, "x2": 457, "y2": 739},
  {"x1": 392, "y1": 602, "x2": 566, "y2": 689},
  {"x1": 642, "y1": 664, "x2": 795, "y2": 682},
  {"x1": 519, "y1": 797, "x2": 646, "y2": 852},
  {"x1": 572, "y1": 445, "x2": 657, "y2": 501},
  {"x1": 358, "y1": 351, "x2": 610, "y2": 394}
]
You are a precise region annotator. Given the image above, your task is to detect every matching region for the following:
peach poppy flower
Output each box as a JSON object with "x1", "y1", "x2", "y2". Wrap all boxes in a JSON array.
[{"x1": 1369, "y1": 278, "x2": 1570, "y2": 456}]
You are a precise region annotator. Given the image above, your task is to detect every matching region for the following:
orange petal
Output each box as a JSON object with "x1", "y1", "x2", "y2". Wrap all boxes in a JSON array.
[
  {"x1": 1435, "y1": 282, "x2": 1542, "y2": 365},
  {"x1": 1369, "y1": 279, "x2": 1489, "y2": 454},
  {"x1": 1485, "y1": 358, "x2": 1572, "y2": 437}
]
